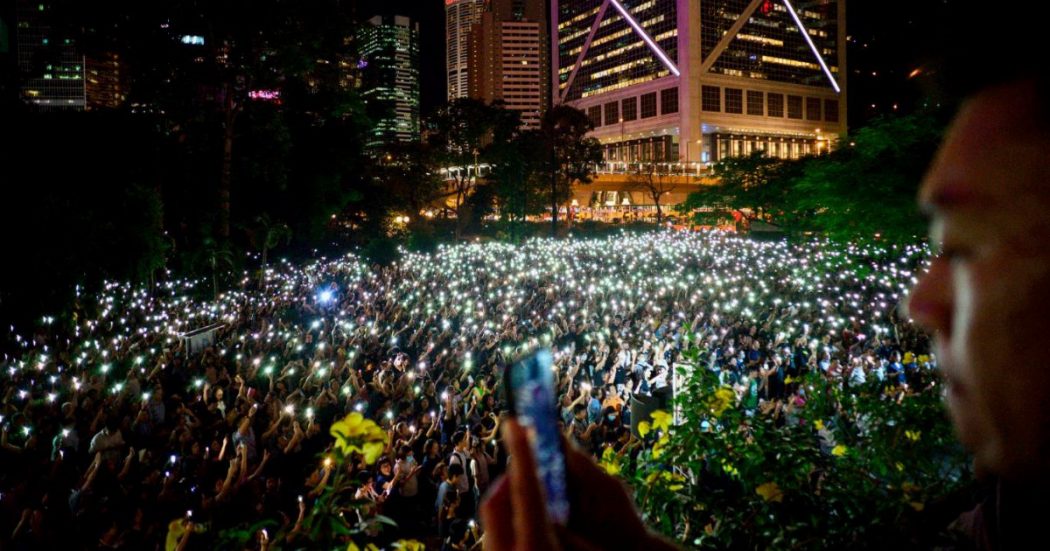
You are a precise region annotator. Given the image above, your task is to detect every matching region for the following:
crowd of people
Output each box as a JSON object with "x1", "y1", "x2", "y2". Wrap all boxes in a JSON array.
[{"x1": 0, "y1": 231, "x2": 931, "y2": 549}]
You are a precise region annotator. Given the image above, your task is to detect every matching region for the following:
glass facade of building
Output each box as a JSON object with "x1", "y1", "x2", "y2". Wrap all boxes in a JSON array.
[
  {"x1": 16, "y1": 0, "x2": 85, "y2": 109},
  {"x1": 701, "y1": 0, "x2": 839, "y2": 90},
  {"x1": 447, "y1": 0, "x2": 485, "y2": 100},
  {"x1": 557, "y1": 0, "x2": 678, "y2": 101},
  {"x1": 360, "y1": 15, "x2": 421, "y2": 148}
]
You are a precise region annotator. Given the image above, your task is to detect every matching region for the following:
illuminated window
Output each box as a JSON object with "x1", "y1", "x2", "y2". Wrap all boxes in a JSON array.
[
  {"x1": 660, "y1": 88, "x2": 678, "y2": 114},
  {"x1": 640, "y1": 92, "x2": 657, "y2": 118},
  {"x1": 622, "y1": 96, "x2": 638, "y2": 121},
  {"x1": 747, "y1": 91, "x2": 764, "y2": 116},
  {"x1": 767, "y1": 93, "x2": 784, "y2": 117},
  {"x1": 824, "y1": 99, "x2": 839, "y2": 122},
  {"x1": 806, "y1": 97, "x2": 821, "y2": 120},
  {"x1": 787, "y1": 95, "x2": 803, "y2": 119},
  {"x1": 725, "y1": 88, "x2": 743, "y2": 114},
  {"x1": 701, "y1": 85, "x2": 720, "y2": 112}
]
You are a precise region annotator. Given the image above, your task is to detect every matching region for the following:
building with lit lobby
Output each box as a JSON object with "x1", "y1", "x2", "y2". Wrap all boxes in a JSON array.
[{"x1": 551, "y1": 0, "x2": 846, "y2": 217}]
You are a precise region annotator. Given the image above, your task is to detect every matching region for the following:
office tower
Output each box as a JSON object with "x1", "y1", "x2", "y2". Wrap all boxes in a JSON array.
[
  {"x1": 360, "y1": 14, "x2": 421, "y2": 147},
  {"x1": 15, "y1": 0, "x2": 86, "y2": 110},
  {"x1": 85, "y1": 51, "x2": 126, "y2": 110},
  {"x1": 552, "y1": 0, "x2": 846, "y2": 168},
  {"x1": 446, "y1": 0, "x2": 485, "y2": 100},
  {"x1": 469, "y1": 0, "x2": 549, "y2": 129}
]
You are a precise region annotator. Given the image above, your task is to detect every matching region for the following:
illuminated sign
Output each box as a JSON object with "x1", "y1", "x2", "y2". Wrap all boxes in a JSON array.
[
  {"x1": 180, "y1": 35, "x2": 205, "y2": 46},
  {"x1": 249, "y1": 89, "x2": 281, "y2": 102}
]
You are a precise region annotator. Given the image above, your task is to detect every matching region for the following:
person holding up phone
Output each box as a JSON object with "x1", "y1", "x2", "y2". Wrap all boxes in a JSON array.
[
  {"x1": 490, "y1": 348, "x2": 676, "y2": 550},
  {"x1": 481, "y1": 419, "x2": 676, "y2": 551}
]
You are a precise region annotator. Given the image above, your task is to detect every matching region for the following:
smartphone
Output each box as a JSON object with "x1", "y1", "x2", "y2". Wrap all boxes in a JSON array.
[{"x1": 505, "y1": 348, "x2": 570, "y2": 524}]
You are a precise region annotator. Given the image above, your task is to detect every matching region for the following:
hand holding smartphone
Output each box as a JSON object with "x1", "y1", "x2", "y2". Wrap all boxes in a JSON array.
[{"x1": 504, "y1": 348, "x2": 570, "y2": 524}]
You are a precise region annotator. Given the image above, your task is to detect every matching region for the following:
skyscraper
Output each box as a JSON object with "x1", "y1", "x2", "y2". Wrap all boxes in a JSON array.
[
  {"x1": 446, "y1": 0, "x2": 485, "y2": 100},
  {"x1": 15, "y1": 0, "x2": 86, "y2": 110},
  {"x1": 552, "y1": 0, "x2": 846, "y2": 169},
  {"x1": 468, "y1": 0, "x2": 549, "y2": 129},
  {"x1": 85, "y1": 51, "x2": 126, "y2": 110},
  {"x1": 360, "y1": 15, "x2": 421, "y2": 148}
]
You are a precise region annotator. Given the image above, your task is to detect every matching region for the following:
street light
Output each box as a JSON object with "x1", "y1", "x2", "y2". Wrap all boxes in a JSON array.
[{"x1": 619, "y1": 117, "x2": 625, "y2": 172}]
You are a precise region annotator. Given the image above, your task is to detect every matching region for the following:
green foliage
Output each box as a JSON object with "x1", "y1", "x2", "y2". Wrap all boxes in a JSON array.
[
  {"x1": 362, "y1": 237, "x2": 400, "y2": 266},
  {"x1": 788, "y1": 115, "x2": 943, "y2": 243},
  {"x1": 678, "y1": 114, "x2": 946, "y2": 243},
  {"x1": 621, "y1": 339, "x2": 973, "y2": 549}
]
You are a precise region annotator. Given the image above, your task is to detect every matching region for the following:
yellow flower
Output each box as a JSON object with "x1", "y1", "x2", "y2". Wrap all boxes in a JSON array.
[
  {"x1": 707, "y1": 387, "x2": 736, "y2": 417},
  {"x1": 645, "y1": 470, "x2": 686, "y2": 491},
  {"x1": 755, "y1": 481, "x2": 784, "y2": 503},
  {"x1": 904, "y1": 430, "x2": 921, "y2": 442},
  {"x1": 361, "y1": 441, "x2": 386, "y2": 464},
  {"x1": 652, "y1": 434, "x2": 670, "y2": 459},
  {"x1": 599, "y1": 447, "x2": 622, "y2": 476},
  {"x1": 392, "y1": 540, "x2": 425, "y2": 551},
  {"x1": 650, "y1": 410, "x2": 672, "y2": 432},
  {"x1": 637, "y1": 421, "x2": 651, "y2": 438},
  {"x1": 664, "y1": 472, "x2": 687, "y2": 491},
  {"x1": 831, "y1": 444, "x2": 848, "y2": 457},
  {"x1": 895, "y1": 462, "x2": 904, "y2": 472},
  {"x1": 330, "y1": 412, "x2": 389, "y2": 464},
  {"x1": 814, "y1": 419, "x2": 825, "y2": 431},
  {"x1": 720, "y1": 459, "x2": 739, "y2": 478},
  {"x1": 909, "y1": 501, "x2": 925, "y2": 512}
]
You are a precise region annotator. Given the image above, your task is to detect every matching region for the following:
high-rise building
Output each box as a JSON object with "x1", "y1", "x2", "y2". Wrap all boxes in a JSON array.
[
  {"x1": 446, "y1": 0, "x2": 485, "y2": 100},
  {"x1": 468, "y1": 0, "x2": 549, "y2": 129},
  {"x1": 15, "y1": 0, "x2": 86, "y2": 110},
  {"x1": 552, "y1": 0, "x2": 846, "y2": 169},
  {"x1": 85, "y1": 51, "x2": 126, "y2": 110},
  {"x1": 360, "y1": 15, "x2": 421, "y2": 148}
]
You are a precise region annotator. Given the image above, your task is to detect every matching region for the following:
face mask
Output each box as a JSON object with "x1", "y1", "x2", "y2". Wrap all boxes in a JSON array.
[{"x1": 607, "y1": 414, "x2": 616, "y2": 421}]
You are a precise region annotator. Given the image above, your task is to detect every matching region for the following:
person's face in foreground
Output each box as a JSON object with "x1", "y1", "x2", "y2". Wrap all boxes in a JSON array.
[{"x1": 910, "y1": 79, "x2": 1050, "y2": 483}]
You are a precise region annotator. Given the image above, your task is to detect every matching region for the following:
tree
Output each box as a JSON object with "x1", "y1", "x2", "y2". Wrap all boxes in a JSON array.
[
  {"x1": 427, "y1": 99, "x2": 522, "y2": 238},
  {"x1": 786, "y1": 114, "x2": 943, "y2": 243},
  {"x1": 192, "y1": 237, "x2": 235, "y2": 301},
  {"x1": 540, "y1": 105, "x2": 603, "y2": 236},
  {"x1": 427, "y1": 99, "x2": 495, "y2": 238},
  {"x1": 676, "y1": 113, "x2": 945, "y2": 242},
  {"x1": 490, "y1": 129, "x2": 552, "y2": 239},
  {"x1": 632, "y1": 161, "x2": 676, "y2": 225},
  {"x1": 246, "y1": 214, "x2": 292, "y2": 289},
  {"x1": 678, "y1": 151, "x2": 788, "y2": 229},
  {"x1": 372, "y1": 141, "x2": 445, "y2": 226}
]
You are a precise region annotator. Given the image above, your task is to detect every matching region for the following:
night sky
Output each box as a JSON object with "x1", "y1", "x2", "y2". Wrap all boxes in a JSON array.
[{"x1": 354, "y1": 0, "x2": 952, "y2": 125}]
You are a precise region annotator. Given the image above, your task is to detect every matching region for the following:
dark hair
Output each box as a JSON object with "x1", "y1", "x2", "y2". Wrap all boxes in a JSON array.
[
  {"x1": 448, "y1": 463, "x2": 465, "y2": 477},
  {"x1": 452, "y1": 430, "x2": 467, "y2": 446}
]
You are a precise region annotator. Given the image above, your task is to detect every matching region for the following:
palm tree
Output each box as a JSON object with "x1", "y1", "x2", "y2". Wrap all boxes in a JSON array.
[
  {"x1": 193, "y1": 238, "x2": 235, "y2": 301},
  {"x1": 251, "y1": 214, "x2": 292, "y2": 289}
]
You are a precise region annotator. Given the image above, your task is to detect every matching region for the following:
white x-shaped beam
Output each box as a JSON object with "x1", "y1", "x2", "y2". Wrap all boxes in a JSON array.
[{"x1": 559, "y1": 0, "x2": 681, "y2": 103}]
